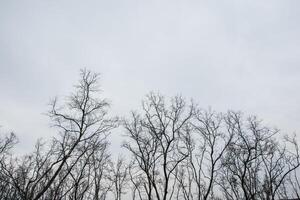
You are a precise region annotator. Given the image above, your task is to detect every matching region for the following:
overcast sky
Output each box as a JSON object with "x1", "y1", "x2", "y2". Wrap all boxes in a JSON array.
[{"x1": 1, "y1": 0, "x2": 300, "y2": 153}]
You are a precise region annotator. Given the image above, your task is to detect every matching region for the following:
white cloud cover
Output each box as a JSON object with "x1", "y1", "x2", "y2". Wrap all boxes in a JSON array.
[{"x1": 0, "y1": 0, "x2": 300, "y2": 152}]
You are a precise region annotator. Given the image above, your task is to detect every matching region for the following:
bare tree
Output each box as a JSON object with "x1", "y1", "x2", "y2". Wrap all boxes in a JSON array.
[
  {"x1": 0, "y1": 132, "x2": 18, "y2": 199},
  {"x1": 0, "y1": 69, "x2": 117, "y2": 200},
  {"x1": 89, "y1": 140, "x2": 112, "y2": 200},
  {"x1": 218, "y1": 112, "x2": 300, "y2": 200},
  {"x1": 128, "y1": 159, "x2": 148, "y2": 200},
  {"x1": 61, "y1": 138, "x2": 112, "y2": 200},
  {"x1": 176, "y1": 109, "x2": 234, "y2": 200},
  {"x1": 123, "y1": 93, "x2": 193, "y2": 200},
  {"x1": 219, "y1": 112, "x2": 272, "y2": 200},
  {"x1": 260, "y1": 134, "x2": 300, "y2": 200},
  {"x1": 2, "y1": 70, "x2": 300, "y2": 200},
  {"x1": 286, "y1": 168, "x2": 300, "y2": 199},
  {"x1": 108, "y1": 155, "x2": 130, "y2": 200},
  {"x1": 0, "y1": 132, "x2": 17, "y2": 157}
]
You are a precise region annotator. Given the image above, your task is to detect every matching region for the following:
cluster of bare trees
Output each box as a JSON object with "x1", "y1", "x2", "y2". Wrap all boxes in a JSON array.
[{"x1": 0, "y1": 69, "x2": 299, "y2": 200}]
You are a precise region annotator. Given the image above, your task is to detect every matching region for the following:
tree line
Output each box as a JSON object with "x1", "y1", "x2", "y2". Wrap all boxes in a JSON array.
[{"x1": 0, "y1": 69, "x2": 299, "y2": 200}]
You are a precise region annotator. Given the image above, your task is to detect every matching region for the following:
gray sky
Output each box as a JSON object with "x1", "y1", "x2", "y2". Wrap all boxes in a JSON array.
[{"x1": 1, "y1": 0, "x2": 300, "y2": 153}]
